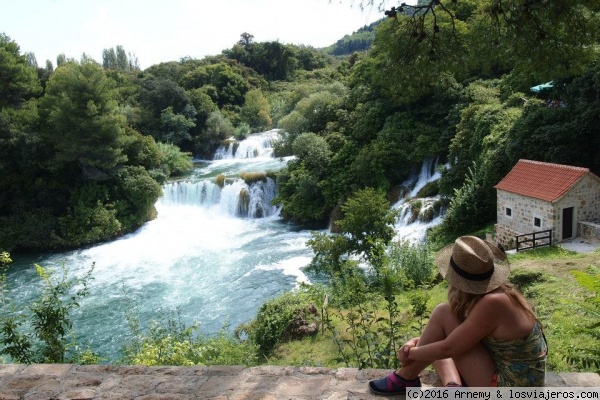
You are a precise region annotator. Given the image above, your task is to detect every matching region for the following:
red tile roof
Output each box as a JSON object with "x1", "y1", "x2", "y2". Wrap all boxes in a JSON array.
[{"x1": 494, "y1": 159, "x2": 593, "y2": 202}]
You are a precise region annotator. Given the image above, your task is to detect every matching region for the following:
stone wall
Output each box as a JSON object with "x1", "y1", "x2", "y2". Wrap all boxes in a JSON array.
[
  {"x1": 495, "y1": 192, "x2": 554, "y2": 250},
  {"x1": 579, "y1": 221, "x2": 600, "y2": 243},
  {"x1": 495, "y1": 173, "x2": 600, "y2": 249},
  {"x1": 554, "y1": 174, "x2": 600, "y2": 242}
]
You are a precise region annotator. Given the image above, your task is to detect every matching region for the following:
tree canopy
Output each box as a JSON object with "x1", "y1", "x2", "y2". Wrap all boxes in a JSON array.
[{"x1": 1, "y1": 0, "x2": 599, "y2": 251}]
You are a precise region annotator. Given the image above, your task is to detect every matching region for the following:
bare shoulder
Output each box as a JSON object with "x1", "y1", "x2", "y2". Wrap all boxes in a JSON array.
[
  {"x1": 473, "y1": 291, "x2": 513, "y2": 312},
  {"x1": 484, "y1": 290, "x2": 513, "y2": 304}
]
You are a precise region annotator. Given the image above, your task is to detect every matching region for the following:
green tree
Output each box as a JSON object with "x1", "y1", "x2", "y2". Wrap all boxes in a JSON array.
[
  {"x1": 291, "y1": 132, "x2": 331, "y2": 176},
  {"x1": 39, "y1": 59, "x2": 129, "y2": 174},
  {"x1": 307, "y1": 188, "x2": 397, "y2": 279},
  {"x1": 102, "y1": 48, "x2": 117, "y2": 69},
  {"x1": 0, "y1": 34, "x2": 42, "y2": 108},
  {"x1": 155, "y1": 142, "x2": 194, "y2": 177},
  {"x1": 115, "y1": 45, "x2": 128, "y2": 70},
  {"x1": 112, "y1": 165, "x2": 163, "y2": 231},
  {"x1": 337, "y1": 188, "x2": 397, "y2": 257},
  {"x1": 181, "y1": 62, "x2": 250, "y2": 107},
  {"x1": 159, "y1": 105, "x2": 196, "y2": 146},
  {"x1": 240, "y1": 89, "x2": 271, "y2": 131}
]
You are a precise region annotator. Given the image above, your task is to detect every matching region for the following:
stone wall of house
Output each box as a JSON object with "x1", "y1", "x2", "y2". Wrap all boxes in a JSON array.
[
  {"x1": 495, "y1": 174, "x2": 600, "y2": 249},
  {"x1": 495, "y1": 191, "x2": 554, "y2": 250},
  {"x1": 554, "y1": 174, "x2": 600, "y2": 242}
]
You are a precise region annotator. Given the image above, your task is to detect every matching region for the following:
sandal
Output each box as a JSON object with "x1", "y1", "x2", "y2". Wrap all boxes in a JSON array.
[{"x1": 369, "y1": 371, "x2": 421, "y2": 396}]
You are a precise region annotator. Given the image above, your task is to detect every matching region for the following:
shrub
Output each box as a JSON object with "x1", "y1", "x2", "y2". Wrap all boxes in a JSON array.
[
  {"x1": 238, "y1": 286, "x2": 323, "y2": 358},
  {"x1": 156, "y1": 142, "x2": 194, "y2": 177},
  {"x1": 388, "y1": 242, "x2": 435, "y2": 287},
  {"x1": 235, "y1": 122, "x2": 252, "y2": 140},
  {"x1": 122, "y1": 307, "x2": 258, "y2": 366},
  {"x1": 0, "y1": 257, "x2": 97, "y2": 364}
]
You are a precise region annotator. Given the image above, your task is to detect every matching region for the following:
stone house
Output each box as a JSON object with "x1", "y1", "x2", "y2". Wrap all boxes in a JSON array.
[{"x1": 494, "y1": 159, "x2": 600, "y2": 250}]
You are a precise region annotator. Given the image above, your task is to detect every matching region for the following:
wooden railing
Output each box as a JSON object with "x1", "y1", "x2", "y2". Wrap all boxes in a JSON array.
[{"x1": 516, "y1": 229, "x2": 552, "y2": 252}]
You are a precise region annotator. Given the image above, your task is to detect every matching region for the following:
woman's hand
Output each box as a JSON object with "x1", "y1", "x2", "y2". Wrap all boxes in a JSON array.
[{"x1": 398, "y1": 337, "x2": 419, "y2": 366}]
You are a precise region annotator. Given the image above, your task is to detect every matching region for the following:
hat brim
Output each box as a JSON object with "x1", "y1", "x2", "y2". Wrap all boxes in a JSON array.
[{"x1": 435, "y1": 240, "x2": 510, "y2": 294}]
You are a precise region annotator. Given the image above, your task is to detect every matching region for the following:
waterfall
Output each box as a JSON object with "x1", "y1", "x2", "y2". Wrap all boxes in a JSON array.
[
  {"x1": 213, "y1": 129, "x2": 281, "y2": 160},
  {"x1": 161, "y1": 180, "x2": 221, "y2": 207},
  {"x1": 160, "y1": 175, "x2": 279, "y2": 218},
  {"x1": 160, "y1": 131, "x2": 283, "y2": 218},
  {"x1": 6, "y1": 129, "x2": 315, "y2": 361},
  {"x1": 392, "y1": 157, "x2": 448, "y2": 243},
  {"x1": 407, "y1": 157, "x2": 442, "y2": 198}
]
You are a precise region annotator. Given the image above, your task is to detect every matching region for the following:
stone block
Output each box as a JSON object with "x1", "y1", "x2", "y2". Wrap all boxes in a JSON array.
[
  {"x1": 134, "y1": 395, "x2": 194, "y2": 400},
  {"x1": 207, "y1": 365, "x2": 246, "y2": 376},
  {"x1": 22, "y1": 363, "x2": 72, "y2": 376},
  {"x1": 57, "y1": 388, "x2": 96, "y2": 400},
  {"x1": 155, "y1": 376, "x2": 209, "y2": 394},
  {"x1": 248, "y1": 365, "x2": 290, "y2": 377},
  {"x1": 118, "y1": 365, "x2": 148, "y2": 375},
  {"x1": 0, "y1": 365, "x2": 23, "y2": 376},
  {"x1": 335, "y1": 368, "x2": 359, "y2": 380},
  {"x1": 545, "y1": 371, "x2": 565, "y2": 386},
  {"x1": 198, "y1": 375, "x2": 241, "y2": 398},
  {"x1": 277, "y1": 375, "x2": 330, "y2": 397},
  {"x1": 559, "y1": 372, "x2": 600, "y2": 387}
]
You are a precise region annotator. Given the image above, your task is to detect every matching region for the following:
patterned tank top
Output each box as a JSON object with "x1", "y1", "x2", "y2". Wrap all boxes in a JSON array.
[{"x1": 481, "y1": 321, "x2": 548, "y2": 387}]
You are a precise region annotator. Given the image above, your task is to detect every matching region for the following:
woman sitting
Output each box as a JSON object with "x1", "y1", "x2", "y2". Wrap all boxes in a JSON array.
[{"x1": 369, "y1": 236, "x2": 547, "y2": 395}]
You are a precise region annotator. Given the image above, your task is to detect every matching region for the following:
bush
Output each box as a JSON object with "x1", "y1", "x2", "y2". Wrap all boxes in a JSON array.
[
  {"x1": 122, "y1": 307, "x2": 258, "y2": 366},
  {"x1": 238, "y1": 286, "x2": 323, "y2": 358},
  {"x1": 388, "y1": 242, "x2": 435, "y2": 287},
  {"x1": 156, "y1": 142, "x2": 194, "y2": 177},
  {"x1": 235, "y1": 122, "x2": 252, "y2": 140},
  {"x1": 0, "y1": 257, "x2": 97, "y2": 364}
]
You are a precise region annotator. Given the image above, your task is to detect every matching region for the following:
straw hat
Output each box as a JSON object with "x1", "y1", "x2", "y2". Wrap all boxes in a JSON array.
[{"x1": 435, "y1": 236, "x2": 509, "y2": 294}]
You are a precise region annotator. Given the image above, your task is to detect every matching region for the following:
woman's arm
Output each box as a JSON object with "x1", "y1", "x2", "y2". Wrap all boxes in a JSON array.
[
  {"x1": 399, "y1": 337, "x2": 420, "y2": 366},
  {"x1": 407, "y1": 295, "x2": 503, "y2": 362}
]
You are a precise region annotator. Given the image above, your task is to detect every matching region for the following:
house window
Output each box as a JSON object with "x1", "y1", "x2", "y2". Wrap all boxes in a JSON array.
[
  {"x1": 505, "y1": 207, "x2": 512, "y2": 217},
  {"x1": 533, "y1": 217, "x2": 542, "y2": 228}
]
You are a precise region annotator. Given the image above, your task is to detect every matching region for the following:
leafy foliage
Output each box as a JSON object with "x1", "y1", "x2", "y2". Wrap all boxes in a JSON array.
[
  {"x1": 121, "y1": 307, "x2": 258, "y2": 366},
  {"x1": 388, "y1": 241, "x2": 435, "y2": 287},
  {"x1": 238, "y1": 286, "x2": 323, "y2": 358},
  {"x1": 0, "y1": 255, "x2": 97, "y2": 363}
]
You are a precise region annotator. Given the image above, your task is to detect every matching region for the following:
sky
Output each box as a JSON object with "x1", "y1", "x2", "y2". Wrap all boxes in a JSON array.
[{"x1": 1, "y1": 0, "x2": 388, "y2": 70}]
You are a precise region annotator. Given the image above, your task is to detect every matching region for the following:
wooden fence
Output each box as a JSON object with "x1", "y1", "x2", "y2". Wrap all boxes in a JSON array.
[{"x1": 516, "y1": 229, "x2": 553, "y2": 252}]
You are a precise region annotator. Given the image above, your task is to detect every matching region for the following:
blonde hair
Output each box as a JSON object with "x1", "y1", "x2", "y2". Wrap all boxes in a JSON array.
[{"x1": 448, "y1": 283, "x2": 538, "y2": 323}]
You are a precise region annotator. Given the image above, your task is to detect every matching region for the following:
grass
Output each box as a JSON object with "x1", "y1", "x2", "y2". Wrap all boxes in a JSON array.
[{"x1": 266, "y1": 246, "x2": 600, "y2": 373}]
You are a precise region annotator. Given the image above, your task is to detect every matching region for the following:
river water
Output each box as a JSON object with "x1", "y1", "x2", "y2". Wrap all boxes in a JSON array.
[{"x1": 4, "y1": 130, "x2": 442, "y2": 361}]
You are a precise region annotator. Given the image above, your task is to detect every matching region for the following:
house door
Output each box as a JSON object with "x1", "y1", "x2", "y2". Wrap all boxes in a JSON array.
[{"x1": 562, "y1": 207, "x2": 574, "y2": 239}]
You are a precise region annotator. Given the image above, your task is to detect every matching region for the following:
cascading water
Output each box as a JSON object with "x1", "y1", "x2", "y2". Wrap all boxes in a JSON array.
[
  {"x1": 213, "y1": 130, "x2": 280, "y2": 160},
  {"x1": 162, "y1": 176, "x2": 279, "y2": 218},
  {"x1": 393, "y1": 157, "x2": 447, "y2": 244},
  {"x1": 5, "y1": 130, "x2": 313, "y2": 361},
  {"x1": 5, "y1": 132, "x2": 447, "y2": 362}
]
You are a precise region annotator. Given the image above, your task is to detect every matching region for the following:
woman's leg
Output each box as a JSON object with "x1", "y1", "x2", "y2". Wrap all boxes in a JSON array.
[{"x1": 397, "y1": 302, "x2": 496, "y2": 386}]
